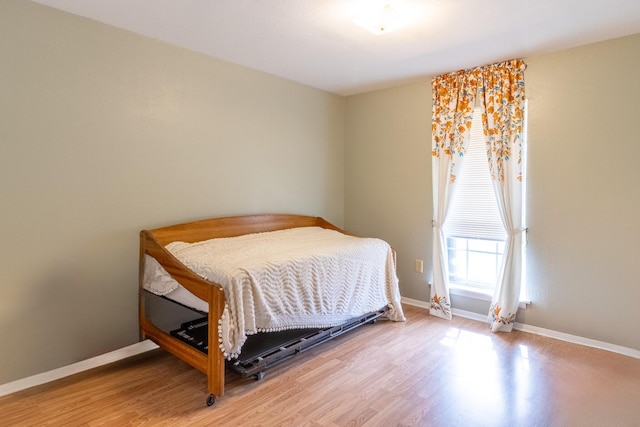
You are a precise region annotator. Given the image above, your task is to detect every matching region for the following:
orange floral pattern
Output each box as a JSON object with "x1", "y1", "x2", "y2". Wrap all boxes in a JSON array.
[
  {"x1": 478, "y1": 59, "x2": 527, "y2": 183},
  {"x1": 489, "y1": 303, "x2": 516, "y2": 326},
  {"x1": 431, "y1": 293, "x2": 451, "y2": 317},
  {"x1": 431, "y1": 70, "x2": 476, "y2": 184},
  {"x1": 432, "y1": 59, "x2": 526, "y2": 183}
]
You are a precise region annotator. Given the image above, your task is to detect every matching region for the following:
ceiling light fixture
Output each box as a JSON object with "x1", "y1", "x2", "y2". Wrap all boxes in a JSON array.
[{"x1": 352, "y1": 1, "x2": 401, "y2": 35}]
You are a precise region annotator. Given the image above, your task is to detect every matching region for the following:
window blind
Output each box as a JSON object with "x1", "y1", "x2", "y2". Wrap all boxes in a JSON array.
[{"x1": 445, "y1": 107, "x2": 507, "y2": 241}]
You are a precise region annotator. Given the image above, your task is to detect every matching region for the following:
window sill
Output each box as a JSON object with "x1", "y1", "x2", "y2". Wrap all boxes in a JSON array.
[{"x1": 449, "y1": 283, "x2": 530, "y2": 309}]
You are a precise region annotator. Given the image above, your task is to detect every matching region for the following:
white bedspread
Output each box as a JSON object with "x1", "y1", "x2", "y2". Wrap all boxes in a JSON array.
[{"x1": 146, "y1": 226, "x2": 405, "y2": 358}]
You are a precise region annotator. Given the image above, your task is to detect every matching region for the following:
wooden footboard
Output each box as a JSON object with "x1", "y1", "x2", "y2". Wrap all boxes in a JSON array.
[{"x1": 138, "y1": 214, "x2": 345, "y2": 404}]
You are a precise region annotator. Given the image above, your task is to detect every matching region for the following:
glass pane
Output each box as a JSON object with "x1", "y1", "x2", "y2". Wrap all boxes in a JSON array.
[
  {"x1": 447, "y1": 236, "x2": 506, "y2": 289},
  {"x1": 447, "y1": 237, "x2": 466, "y2": 249},
  {"x1": 448, "y1": 247, "x2": 467, "y2": 281},
  {"x1": 468, "y1": 238, "x2": 499, "y2": 253},
  {"x1": 468, "y1": 251, "x2": 497, "y2": 285}
]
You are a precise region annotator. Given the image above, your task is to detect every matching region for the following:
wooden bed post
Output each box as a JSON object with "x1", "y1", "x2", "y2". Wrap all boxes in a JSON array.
[{"x1": 207, "y1": 285, "x2": 226, "y2": 402}]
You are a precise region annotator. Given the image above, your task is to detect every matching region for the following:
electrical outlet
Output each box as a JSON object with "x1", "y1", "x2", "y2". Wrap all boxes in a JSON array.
[{"x1": 415, "y1": 259, "x2": 423, "y2": 273}]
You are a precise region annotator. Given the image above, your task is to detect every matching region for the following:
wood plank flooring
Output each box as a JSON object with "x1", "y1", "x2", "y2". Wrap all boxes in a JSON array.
[{"x1": 1, "y1": 304, "x2": 639, "y2": 426}]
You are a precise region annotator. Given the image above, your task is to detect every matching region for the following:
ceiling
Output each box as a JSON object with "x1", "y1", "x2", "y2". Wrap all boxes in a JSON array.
[{"x1": 31, "y1": 0, "x2": 640, "y2": 96}]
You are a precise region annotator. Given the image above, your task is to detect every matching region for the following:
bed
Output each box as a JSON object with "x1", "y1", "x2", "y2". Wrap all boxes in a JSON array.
[{"x1": 139, "y1": 214, "x2": 405, "y2": 406}]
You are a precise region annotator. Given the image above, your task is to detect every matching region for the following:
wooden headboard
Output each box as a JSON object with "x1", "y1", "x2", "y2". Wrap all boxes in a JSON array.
[{"x1": 145, "y1": 214, "x2": 343, "y2": 246}]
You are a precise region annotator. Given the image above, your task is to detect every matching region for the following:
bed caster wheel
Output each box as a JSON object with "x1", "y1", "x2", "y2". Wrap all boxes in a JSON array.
[
  {"x1": 253, "y1": 371, "x2": 265, "y2": 381},
  {"x1": 206, "y1": 394, "x2": 216, "y2": 406}
]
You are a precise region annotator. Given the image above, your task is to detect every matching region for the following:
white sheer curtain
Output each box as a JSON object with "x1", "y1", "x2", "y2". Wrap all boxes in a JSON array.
[
  {"x1": 477, "y1": 60, "x2": 527, "y2": 331},
  {"x1": 431, "y1": 60, "x2": 526, "y2": 329},
  {"x1": 430, "y1": 72, "x2": 476, "y2": 320}
]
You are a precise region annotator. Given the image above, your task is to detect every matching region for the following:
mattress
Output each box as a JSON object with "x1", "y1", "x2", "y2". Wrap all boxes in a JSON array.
[{"x1": 143, "y1": 254, "x2": 209, "y2": 313}]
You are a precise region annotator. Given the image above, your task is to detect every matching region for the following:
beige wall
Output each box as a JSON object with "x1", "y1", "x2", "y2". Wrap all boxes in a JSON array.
[
  {"x1": 0, "y1": 1, "x2": 344, "y2": 384},
  {"x1": 345, "y1": 33, "x2": 640, "y2": 351},
  {"x1": 345, "y1": 83, "x2": 433, "y2": 302}
]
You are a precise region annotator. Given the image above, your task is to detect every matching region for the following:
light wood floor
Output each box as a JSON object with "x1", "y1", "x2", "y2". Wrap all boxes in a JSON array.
[{"x1": 1, "y1": 305, "x2": 639, "y2": 426}]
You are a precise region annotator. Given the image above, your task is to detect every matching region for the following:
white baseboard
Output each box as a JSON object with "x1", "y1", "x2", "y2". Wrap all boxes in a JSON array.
[
  {"x1": 401, "y1": 297, "x2": 640, "y2": 359},
  {"x1": 0, "y1": 340, "x2": 159, "y2": 398},
  {"x1": 402, "y1": 297, "x2": 431, "y2": 310},
  {"x1": 3, "y1": 299, "x2": 639, "y2": 398}
]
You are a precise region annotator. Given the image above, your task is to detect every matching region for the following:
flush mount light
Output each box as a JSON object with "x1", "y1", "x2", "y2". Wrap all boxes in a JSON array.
[{"x1": 352, "y1": 1, "x2": 401, "y2": 35}]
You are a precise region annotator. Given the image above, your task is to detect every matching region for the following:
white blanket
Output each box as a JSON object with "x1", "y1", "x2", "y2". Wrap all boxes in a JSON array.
[{"x1": 148, "y1": 226, "x2": 405, "y2": 358}]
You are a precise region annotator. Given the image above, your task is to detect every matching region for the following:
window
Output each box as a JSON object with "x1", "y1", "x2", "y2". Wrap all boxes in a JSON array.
[
  {"x1": 445, "y1": 106, "x2": 527, "y2": 293},
  {"x1": 447, "y1": 237, "x2": 505, "y2": 291}
]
